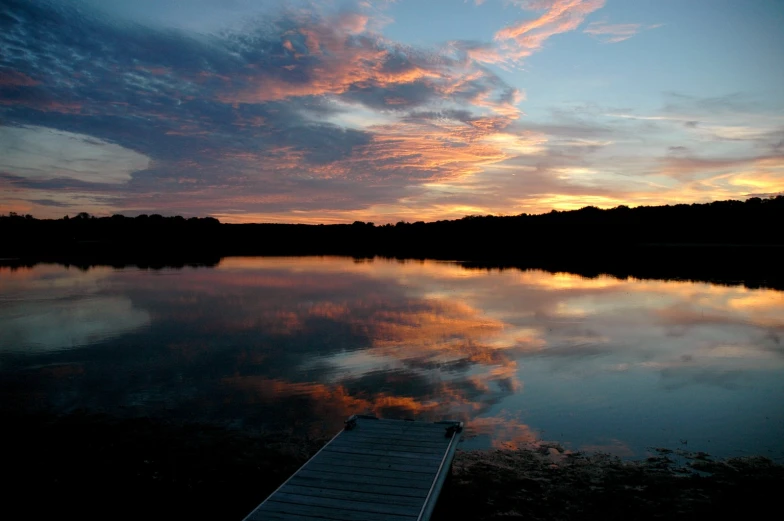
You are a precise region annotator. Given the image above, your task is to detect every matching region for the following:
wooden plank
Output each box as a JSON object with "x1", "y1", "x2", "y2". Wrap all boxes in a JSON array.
[
  {"x1": 338, "y1": 437, "x2": 450, "y2": 451},
  {"x1": 323, "y1": 445, "x2": 445, "y2": 462},
  {"x1": 313, "y1": 451, "x2": 442, "y2": 469},
  {"x1": 350, "y1": 428, "x2": 451, "y2": 440},
  {"x1": 354, "y1": 421, "x2": 445, "y2": 432},
  {"x1": 341, "y1": 432, "x2": 451, "y2": 446},
  {"x1": 353, "y1": 422, "x2": 446, "y2": 434},
  {"x1": 346, "y1": 423, "x2": 448, "y2": 435},
  {"x1": 296, "y1": 468, "x2": 434, "y2": 489},
  {"x1": 272, "y1": 492, "x2": 422, "y2": 517},
  {"x1": 259, "y1": 500, "x2": 417, "y2": 521},
  {"x1": 345, "y1": 434, "x2": 450, "y2": 445},
  {"x1": 328, "y1": 439, "x2": 447, "y2": 455},
  {"x1": 247, "y1": 511, "x2": 328, "y2": 521},
  {"x1": 370, "y1": 419, "x2": 446, "y2": 429},
  {"x1": 313, "y1": 450, "x2": 442, "y2": 465},
  {"x1": 309, "y1": 455, "x2": 440, "y2": 474},
  {"x1": 304, "y1": 462, "x2": 436, "y2": 482},
  {"x1": 288, "y1": 476, "x2": 429, "y2": 498},
  {"x1": 281, "y1": 484, "x2": 425, "y2": 507},
  {"x1": 339, "y1": 428, "x2": 450, "y2": 439}
]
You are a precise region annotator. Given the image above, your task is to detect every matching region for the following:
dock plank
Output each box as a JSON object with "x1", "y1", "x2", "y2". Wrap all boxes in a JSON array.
[
  {"x1": 242, "y1": 416, "x2": 463, "y2": 521},
  {"x1": 281, "y1": 484, "x2": 425, "y2": 507},
  {"x1": 302, "y1": 462, "x2": 437, "y2": 482},
  {"x1": 295, "y1": 468, "x2": 434, "y2": 489},
  {"x1": 323, "y1": 445, "x2": 445, "y2": 461},
  {"x1": 307, "y1": 456, "x2": 439, "y2": 474},
  {"x1": 353, "y1": 424, "x2": 448, "y2": 435},
  {"x1": 312, "y1": 452, "x2": 443, "y2": 470},
  {"x1": 328, "y1": 439, "x2": 447, "y2": 455},
  {"x1": 347, "y1": 431, "x2": 452, "y2": 442},
  {"x1": 272, "y1": 492, "x2": 422, "y2": 517},
  {"x1": 362, "y1": 419, "x2": 446, "y2": 429},
  {"x1": 288, "y1": 476, "x2": 429, "y2": 498},
  {"x1": 341, "y1": 432, "x2": 451, "y2": 446},
  {"x1": 251, "y1": 512, "x2": 331, "y2": 521},
  {"x1": 257, "y1": 500, "x2": 417, "y2": 521}
]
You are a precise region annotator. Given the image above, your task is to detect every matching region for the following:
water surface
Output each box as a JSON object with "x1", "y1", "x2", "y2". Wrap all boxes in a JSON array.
[{"x1": 1, "y1": 257, "x2": 782, "y2": 459}]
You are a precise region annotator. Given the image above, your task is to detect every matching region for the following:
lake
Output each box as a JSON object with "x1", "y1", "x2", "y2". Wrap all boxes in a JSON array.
[{"x1": 1, "y1": 257, "x2": 782, "y2": 460}]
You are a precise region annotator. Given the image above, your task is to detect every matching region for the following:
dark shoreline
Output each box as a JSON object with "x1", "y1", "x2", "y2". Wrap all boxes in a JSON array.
[
  {"x1": 4, "y1": 195, "x2": 783, "y2": 290},
  {"x1": 5, "y1": 411, "x2": 783, "y2": 520}
]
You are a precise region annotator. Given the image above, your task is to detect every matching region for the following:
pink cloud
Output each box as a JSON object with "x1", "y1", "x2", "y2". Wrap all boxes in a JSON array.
[
  {"x1": 0, "y1": 98, "x2": 82, "y2": 114},
  {"x1": 494, "y1": 0, "x2": 606, "y2": 62},
  {"x1": 0, "y1": 69, "x2": 40, "y2": 86},
  {"x1": 221, "y1": 14, "x2": 443, "y2": 104}
]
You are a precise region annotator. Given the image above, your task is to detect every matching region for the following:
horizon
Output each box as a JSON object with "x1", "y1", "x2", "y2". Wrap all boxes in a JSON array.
[
  {"x1": 1, "y1": 1, "x2": 783, "y2": 224},
  {"x1": 5, "y1": 194, "x2": 780, "y2": 226}
]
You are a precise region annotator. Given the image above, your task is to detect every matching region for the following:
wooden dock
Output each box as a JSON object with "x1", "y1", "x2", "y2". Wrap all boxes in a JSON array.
[{"x1": 243, "y1": 415, "x2": 464, "y2": 521}]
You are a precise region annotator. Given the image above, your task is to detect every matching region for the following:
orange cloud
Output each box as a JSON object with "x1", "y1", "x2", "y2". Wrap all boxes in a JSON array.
[
  {"x1": 222, "y1": 13, "x2": 442, "y2": 104},
  {"x1": 495, "y1": 0, "x2": 606, "y2": 62},
  {"x1": 222, "y1": 376, "x2": 448, "y2": 423},
  {"x1": 355, "y1": 121, "x2": 511, "y2": 180},
  {"x1": 468, "y1": 416, "x2": 539, "y2": 449}
]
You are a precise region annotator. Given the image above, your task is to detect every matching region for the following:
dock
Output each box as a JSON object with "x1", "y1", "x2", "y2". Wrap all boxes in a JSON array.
[{"x1": 243, "y1": 415, "x2": 464, "y2": 521}]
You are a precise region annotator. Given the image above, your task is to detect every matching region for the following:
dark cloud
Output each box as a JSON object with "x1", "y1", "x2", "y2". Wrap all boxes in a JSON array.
[
  {"x1": 754, "y1": 128, "x2": 784, "y2": 153},
  {"x1": 28, "y1": 198, "x2": 74, "y2": 207},
  {"x1": 0, "y1": 172, "x2": 120, "y2": 192},
  {"x1": 343, "y1": 81, "x2": 439, "y2": 110}
]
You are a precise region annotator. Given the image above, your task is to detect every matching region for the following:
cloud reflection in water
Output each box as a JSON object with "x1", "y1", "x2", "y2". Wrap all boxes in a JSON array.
[{"x1": 0, "y1": 258, "x2": 782, "y2": 458}]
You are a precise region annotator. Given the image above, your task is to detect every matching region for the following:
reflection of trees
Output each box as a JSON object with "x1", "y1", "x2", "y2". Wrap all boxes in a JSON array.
[{"x1": 3, "y1": 197, "x2": 783, "y2": 292}]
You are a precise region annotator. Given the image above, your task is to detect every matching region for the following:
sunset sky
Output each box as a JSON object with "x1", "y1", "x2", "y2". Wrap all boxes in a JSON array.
[{"x1": 1, "y1": 0, "x2": 782, "y2": 223}]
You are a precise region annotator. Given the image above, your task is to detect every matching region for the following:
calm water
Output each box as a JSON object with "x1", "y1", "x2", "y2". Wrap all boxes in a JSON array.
[{"x1": 1, "y1": 257, "x2": 782, "y2": 460}]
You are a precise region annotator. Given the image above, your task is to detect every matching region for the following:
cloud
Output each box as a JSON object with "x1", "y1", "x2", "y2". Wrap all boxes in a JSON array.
[
  {"x1": 1, "y1": 1, "x2": 781, "y2": 222},
  {"x1": 494, "y1": 0, "x2": 606, "y2": 62},
  {"x1": 28, "y1": 198, "x2": 75, "y2": 208},
  {"x1": 583, "y1": 21, "x2": 660, "y2": 43},
  {"x1": 0, "y1": 125, "x2": 150, "y2": 184},
  {"x1": 217, "y1": 11, "x2": 459, "y2": 109},
  {"x1": 658, "y1": 154, "x2": 784, "y2": 181},
  {"x1": 0, "y1": 0, "x2": 535, "y2": 218},
  {"x1": 661, "y1": 91, "x2": 770, "y2": 118},
  {"x1": 448, "y1": 40, "x2": 507, "y2": 65},
  {"x1": 0, "y1": 68, "x2": 40, "y2": 87}
]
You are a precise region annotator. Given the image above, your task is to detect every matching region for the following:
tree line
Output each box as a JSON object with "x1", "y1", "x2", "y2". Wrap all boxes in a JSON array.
[
  {"x1": 1, "y1": 196, "x2": 782, "y2": 260},
  {"x1": 2, "y1": 196, "x2": 781, "y2": 288}
]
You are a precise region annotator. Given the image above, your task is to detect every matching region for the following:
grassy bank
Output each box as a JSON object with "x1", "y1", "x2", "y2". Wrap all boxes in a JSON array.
[{"x1": 5, "y1": 412, "x2": 782, "y2": 520}]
